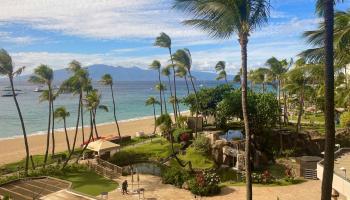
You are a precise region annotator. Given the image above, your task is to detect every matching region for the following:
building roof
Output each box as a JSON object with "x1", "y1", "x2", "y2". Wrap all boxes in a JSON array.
[{"x1": 87, "y1": 139, "x2": 120, "y2": 152}]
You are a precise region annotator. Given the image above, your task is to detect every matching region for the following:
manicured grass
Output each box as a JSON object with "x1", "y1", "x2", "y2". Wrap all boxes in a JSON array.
[
  {"x1": 56, "y1": 169, "x2": 118, "y2": 196},
  {"x1": 0, "y1": 149, "x2": 86, "y2": 175},
  {"x1": 111, "y1": 138, "x2": 180, "y2": 166},
  {"x1": 177, "y1": 147, "x2": 215, "y2": 169},
  {"x1": 119, "y1": 136, "x2": 159, "y2": 146}
]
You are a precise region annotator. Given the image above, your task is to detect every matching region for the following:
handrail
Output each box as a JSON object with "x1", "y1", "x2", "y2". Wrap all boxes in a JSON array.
[{"x1": 318, "y1": 148, "x2": 350, "y2": 182}]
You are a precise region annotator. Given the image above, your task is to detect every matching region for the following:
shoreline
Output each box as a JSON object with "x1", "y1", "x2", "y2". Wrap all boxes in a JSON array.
[
  {"x1": 0, "y1": 111, "x2": 189, "y2": 166},
  {"x1": 0, "y1": 111, "x2": 188, "y2": 141}
]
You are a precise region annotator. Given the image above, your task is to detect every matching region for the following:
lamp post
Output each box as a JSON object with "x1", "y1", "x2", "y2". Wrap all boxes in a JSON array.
[{"x1": 340, "y1": 167, "x2": 347, "y2": 179}]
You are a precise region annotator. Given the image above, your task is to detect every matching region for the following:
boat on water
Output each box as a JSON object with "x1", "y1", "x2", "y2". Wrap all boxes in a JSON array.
[
  {"x1": 33, "y1": 87, "x2": 44, "y2": 92},
  {"x1": 1, "y1": 92, "x2": 18, "y2": 97},
  {"x1": 1, "y1": 86, "x2": 22, "y2": 92}
]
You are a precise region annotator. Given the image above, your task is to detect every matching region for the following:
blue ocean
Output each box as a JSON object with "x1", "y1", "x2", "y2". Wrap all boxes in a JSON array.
[{"x1": 0, "y1": 80, "x2": 225, "y2": 139}]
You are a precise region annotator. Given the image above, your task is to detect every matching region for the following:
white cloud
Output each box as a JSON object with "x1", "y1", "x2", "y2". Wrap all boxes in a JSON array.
[
  {"x1": 0, "y1": 31, "x2": 42, "y2": 45},
  {"x1": 0, "y1": 0, "x2": 204, "y2": 40}
]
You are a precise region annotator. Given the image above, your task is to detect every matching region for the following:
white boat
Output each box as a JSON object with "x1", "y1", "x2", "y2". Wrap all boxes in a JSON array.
[{"x1": 33, "y1": 87, "x2": 44, "y2": 92}]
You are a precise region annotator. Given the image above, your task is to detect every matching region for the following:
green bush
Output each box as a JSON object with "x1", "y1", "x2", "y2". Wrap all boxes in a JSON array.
[
  {"x1": 161, "y1": 166, "x2": 190, "y2": 188},
  {"x1": 192, "y1": 135, "x2": 211, "y2": 154},
  {"x1": 188, "y1": 170, "x2": 221, "y2": 196},
  {"x1": 340, "y1": 112, "x2": 350, "y2": 128},
  {"x1": 173, "y1": 128, "x2": 192, "y2": 143}
]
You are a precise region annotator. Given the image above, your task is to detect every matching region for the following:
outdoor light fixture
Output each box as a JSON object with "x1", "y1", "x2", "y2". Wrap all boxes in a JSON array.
[{"x1": 340, "y1": 167, "x2": 347, "y2": 179}]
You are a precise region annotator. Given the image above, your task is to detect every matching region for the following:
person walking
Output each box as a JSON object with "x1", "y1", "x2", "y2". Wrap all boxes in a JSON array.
[{"x1": 122, "y1": 180, "x2": 128, "y2": 195}]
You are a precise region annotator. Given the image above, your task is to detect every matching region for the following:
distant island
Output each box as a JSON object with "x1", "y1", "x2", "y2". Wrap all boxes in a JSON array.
[{"x1": 15, "y1": 64, "x2": 232, "y2": 82}]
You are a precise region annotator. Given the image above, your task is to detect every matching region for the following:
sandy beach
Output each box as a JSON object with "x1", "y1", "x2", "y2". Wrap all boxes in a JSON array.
[{"x1": 0, "y1": 116, "x2": 157, "y2": 166}]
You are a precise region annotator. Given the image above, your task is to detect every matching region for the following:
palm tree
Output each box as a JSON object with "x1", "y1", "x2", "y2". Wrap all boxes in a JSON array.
[
  {"x1": 145, "y1": 97, "x2": 160, "y2": 134},
  {"x1": 39, "y1": 90, "x2": 59, "y2": 156},
  {"x1": 100, "y1": 74, "x2": 121, "y2": 139},
  {"x1": 29, "y1": 64, "x2": 54, "y2": 167},
  {"x1": 176, "y1": 66, "x2": 190, "y2": 95},
  {"x1": 265, "y1": 57, "x2": 290, "y2": 125},
  {"x1": 54, "y1": 107, "x2": 71, "y2": 153},
  {"x1": 150, "y1": 60, "x2": 164, "y2": 114},
  {"x1": 172, "y1": 49, "x2": 200, "y2": 137},
  {"x1": 284, "y1": 59, "x2": 313, "y2": 133},
  {"x1": 162, "y1": 67, "x2": 177, "y2": 116},
  {"x1": 0, "y1": 49, "x2": 30, "y2": 175},
  {"x1": 155, "y1": 83, "x2": 168, "y2": 113},
  {"x1": 215, "y1": 61, "x2": 228, "y2": 83},
  {"x1": 154, "y1": 32, "x2": 178, "y2": 121},
  {"x1": 173, "y1": 1, "x2": 271, "y2": 198},
  {"x1": 84, "y1": 90, "x2": 109, "y2": 139},
  {"x1": 316, "y1": 0, "x2": 341, "y2": 199},
  {"x1": 60, "y1": 60, "x2": 90, "y2": 168}
]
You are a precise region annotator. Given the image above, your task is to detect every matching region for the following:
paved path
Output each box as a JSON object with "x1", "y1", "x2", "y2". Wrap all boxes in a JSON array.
[{"x1": 107, "y1": 174, "x2": 327, "y2": 200}]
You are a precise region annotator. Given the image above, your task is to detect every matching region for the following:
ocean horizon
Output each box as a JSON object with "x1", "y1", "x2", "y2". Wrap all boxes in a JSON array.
[{"x1": 0, "y1": 80, "x2": 226, "y2": 139}]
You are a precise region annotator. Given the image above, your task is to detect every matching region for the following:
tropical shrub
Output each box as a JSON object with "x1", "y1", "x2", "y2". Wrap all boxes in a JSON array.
[
  {"x1": 192, "y1": 135, "x2": 211, "y2": 154},
  {"x1": 161, "y1": 166, "x2": 190, "y2": 188},
  {"x1": 182, "y1": 84, "x2": 233, "y2": 120},
  {"x1": 216, "y1": 90, "x2": 279, "y2": 131},
  {"x1": 173, "y1": 128, "x2": 192, "y2": 143},
  {"x1": 188, "y1": 170, "x2": 220, "y2": 196},
  {"x1": 340, "y1": 111, "x2": 350, "y2": 128}
]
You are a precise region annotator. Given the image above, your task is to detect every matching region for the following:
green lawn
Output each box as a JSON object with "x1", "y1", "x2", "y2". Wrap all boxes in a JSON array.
[
  {"x1": 177, "y1": 147, "x2": 215, "y2": 169},
  {"x1": 111, "y1": 138, "x2": 180, "y2": 166},
  {"x1": 55, "y1": 169, "x2": 118, "y2": 196}
]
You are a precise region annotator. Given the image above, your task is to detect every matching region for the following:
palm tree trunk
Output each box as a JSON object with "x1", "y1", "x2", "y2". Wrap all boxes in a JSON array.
[
  {"x1": 278, "y1": 79, "x2": 282, "y2": 128},
  {"x1": 81, "y1": 97, "x2": 85, "y2": 143},
  {"x1": 76, "y1": 110, "x2": 94, "y2": 162},
  {"x1": 51, "y1": 99, "x2": 55, "y2": 156},
  {"x1": 93, "y1": 109, "x2": 99, "y2": 138},
  {"x1": 169, "y1": 47, "x2": 178, "y2": 121},
  {"x1": 188, "y1": 70, "x2": 199, "y2": 138},
  {"x1": 110, "y1": 84, "x2": 121, "y2": 138},
  {"x1": 240, "y1": 33, "x2": 252, "y2": 200},
  {"x1": 321, "y1": 0, "x2": 335, "y2": 199},
  {"x1": 168, "y1": 76, "x2": 177, "y2": 117},
  {"x1": 163, "y1": 92, "x2": 168, "y2": 113},
  {"x1": 158, "y1": 70, "x2": 163, "y2": 114},
  {"x1": 296, "y1": 89, "x2": 304, "y2": 133},
  {"x1": 184, "y1": 76, "x2": 190, "y2": 95},
  {"x1": 43, "y1": 86, "x2": 52, "y2": 167},
  {"x1": 63, "y1": 118, "x2": 71, "y2": 153},
  {"x1": 153, "y1": 104, "x2": 156, "y2": 134},
  {"x1": 283, "y1": 90, "x2": 289, "y2": 125},
  {"x1": 9, "y1": 77, "x2": 30, "y2": 176},
  {"x1": 225, "y1": 76, "x2": 228, "y2": 84},
  {"x1": 62, "y1": 92, "x2": 82, "y2": 169}
]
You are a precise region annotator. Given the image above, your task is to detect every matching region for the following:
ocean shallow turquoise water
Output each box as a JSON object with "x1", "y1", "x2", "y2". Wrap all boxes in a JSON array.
[{"x1": 0, "y1": 80, "x2": 225, "y2": 139}]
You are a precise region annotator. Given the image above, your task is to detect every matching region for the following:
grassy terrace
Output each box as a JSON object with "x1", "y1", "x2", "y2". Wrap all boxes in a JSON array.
[{"x1": 56, "y1": 168, "x2": 118, "y2": 196}]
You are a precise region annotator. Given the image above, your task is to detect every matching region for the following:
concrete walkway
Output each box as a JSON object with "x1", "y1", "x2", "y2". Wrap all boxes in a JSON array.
[{"x1": 107, "y1": 174, "x2": 327, "y2": 200}]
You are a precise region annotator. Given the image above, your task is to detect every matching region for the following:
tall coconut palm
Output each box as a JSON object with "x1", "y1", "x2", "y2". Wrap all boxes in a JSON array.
[
  {"x1": 265, "y1": 57, "x2": 289, "y2": 125},
  {"x1": 176, "y1": 66, "x2": 190, "y2": 95},
  {"x1": 84, "y1": 90, "x2": 109, "y2": 139},
  {"x1": 155, "y1": 83, "x2": 168, "y2": 113},
  {"x1": 162, "y1": 67, "x2": 177, "y2": 116},
  {"x1": 29, "y1": 64, "x2": 54, "y2": 167},
  {"x1": 39, "y1": 90, "x2": 59, "y2": 156},
  {"x1": 100, "y1": 74, "x2": 121, "y2": 139},
  {"x1": 0, "y1": 49, "x2": 30, "y2": 175},
  {"x1": 173, "y1": 1, "x2": 271, "y2": 198},
  {"x1": 60, "y1": 60, "x2": 90, "y2": 168},
  {"x1": 172, "y1": 49, "x2": 200, "y2": 136},
  {"x1": 54, "y1": 107, "x2": 71, "y2": 153},
  {"x1": 215, "y1": 61, "x2": 228, "y2": 83},
  {"x1": 154, "y1": 32, "x2": 178, "y2": 121},
  {"x1": 150, "y1": 60, "x2": 164, "y2": 114},
  {"x1": 316, "y1": 0, "x2": 341, "y2": 199},
  {"x1": 145, "y1": 97, "x2": 160, "y2": 134}
]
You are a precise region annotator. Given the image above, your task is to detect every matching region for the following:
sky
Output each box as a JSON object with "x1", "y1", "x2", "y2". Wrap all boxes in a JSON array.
[{"x1": 0, "y1": 0, "x2": 349, "y2": 75}]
